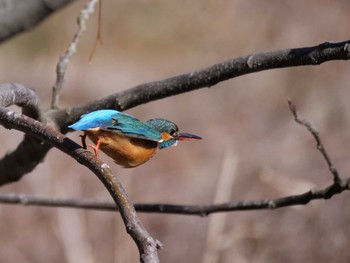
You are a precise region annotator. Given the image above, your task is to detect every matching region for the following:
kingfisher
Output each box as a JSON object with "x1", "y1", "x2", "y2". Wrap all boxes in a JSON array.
[{"x1": 68, "y1": 109, "x2": 201, "y2": 167}]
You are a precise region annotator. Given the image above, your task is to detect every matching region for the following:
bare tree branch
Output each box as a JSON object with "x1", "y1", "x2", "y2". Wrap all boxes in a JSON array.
[
  {"x1": 0, "y1": 0, "x2": 74, "y2": 44},
  {"x1": 0, "y1": 83, "x2": 41, "y2": 119},
  {"x1": 0, "y1": 107, "x2": 161, "y2": 262},
  {"x1": 51, "y1": 0, "x2": 99, "y2": 109},
  {"x1": 55, "y1": 39, "x2": 350, "y2": 130},
  {"x1": 0, "y1": 176, "x2": 348, "y2": 216}
]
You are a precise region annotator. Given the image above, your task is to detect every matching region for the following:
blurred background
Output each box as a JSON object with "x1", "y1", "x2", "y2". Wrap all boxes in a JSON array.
[{"x1": 0, "y1": 0, "x2": 350, "y2": 262}]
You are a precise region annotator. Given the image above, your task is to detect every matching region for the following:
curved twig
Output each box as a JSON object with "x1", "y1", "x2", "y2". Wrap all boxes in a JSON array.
[
  {"x1": 0, "y1": 83, "x2": 47, "y2": 184},
  {"x1": 0, "y1": 83, "x2": 41, "y2": 119},
  {"x1": 288, "y1": 100, "x2": 341, "y2": 183}
]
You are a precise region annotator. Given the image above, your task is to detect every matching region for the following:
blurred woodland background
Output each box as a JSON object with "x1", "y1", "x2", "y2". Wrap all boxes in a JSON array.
[{"x1": 1, "y1": 1, "x2": 350, "y2": 262}]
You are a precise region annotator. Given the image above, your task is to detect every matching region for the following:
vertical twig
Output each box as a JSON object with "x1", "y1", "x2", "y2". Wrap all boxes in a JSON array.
[
  {"x1": 88, "y1": 0, "x2": 103, "y2": 63},
  {"x1": 51, "y1": 0, "x2": 99, "y2": 109}
]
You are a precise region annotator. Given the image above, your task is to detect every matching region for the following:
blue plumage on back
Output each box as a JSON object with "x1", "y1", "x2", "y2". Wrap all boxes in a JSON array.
[
  {"x1": 68, "y1": 109, "x2": 162, "y2": 142},
  {"x1": 68, "y1": 110, "x2": 117, "y2": 130}
]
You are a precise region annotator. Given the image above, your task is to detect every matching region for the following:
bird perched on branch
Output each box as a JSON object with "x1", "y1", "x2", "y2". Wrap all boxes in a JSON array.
[{"x1": 68, "y1": 109, "x2": 201, "y2": 167}]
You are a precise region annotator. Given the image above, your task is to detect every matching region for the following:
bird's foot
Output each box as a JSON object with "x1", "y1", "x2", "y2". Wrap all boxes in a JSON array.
[{"x1": 88, "y1": 139, "x2": 101, "y2": 157}]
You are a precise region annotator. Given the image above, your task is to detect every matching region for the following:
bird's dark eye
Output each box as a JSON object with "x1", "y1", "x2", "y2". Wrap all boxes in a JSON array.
[{"x1": 169, "y1": 129, "x2": 177, "y2": 136}]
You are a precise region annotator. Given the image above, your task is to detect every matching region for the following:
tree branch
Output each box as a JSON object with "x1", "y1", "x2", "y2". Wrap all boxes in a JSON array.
[
  {"x1": 0, "y1": 0, "x2": 74, "y2": 44},
  {"x1": 55, "y1": 39, "x2": 350, "y2": 130},
  {"x1": 0, "y1": 83, "x2": 41, "y2": 119},
  {"x1": 2, "y1": 41, "x2": 350, "y2": 187},
  {"x1": 0, "y1": 177, "x2": 348, "y2": 216},
  {"x1": 0, "y1": 107, "x2": 161, "y2": 262},
  {"x1": 0, "y1": 83, "x2": 48, "y2": 184}
]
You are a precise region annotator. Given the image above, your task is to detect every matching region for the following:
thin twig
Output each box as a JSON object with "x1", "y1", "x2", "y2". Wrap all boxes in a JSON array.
[
  {"x1": 0, "y1": 176, "x2": 349, "y2": 216},
  {"x1": 88, "y1": 0, "x2": 103, "y2": 63},
  {"x1": 51, "y1": 0, "x2": 99, "y2": 109},
  {"x1": 288, "y1": 99, "x2": 341, "y2": 183}
]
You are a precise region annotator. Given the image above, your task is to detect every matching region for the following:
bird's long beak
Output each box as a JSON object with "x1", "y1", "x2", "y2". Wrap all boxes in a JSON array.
[{"x1": 176, "y1": 132, "x2": 202, "y2": 141}]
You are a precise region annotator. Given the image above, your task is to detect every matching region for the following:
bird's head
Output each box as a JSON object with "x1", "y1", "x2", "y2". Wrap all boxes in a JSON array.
[{"x1": 146, "y1": 118, "x2": 202, "y2": 149}]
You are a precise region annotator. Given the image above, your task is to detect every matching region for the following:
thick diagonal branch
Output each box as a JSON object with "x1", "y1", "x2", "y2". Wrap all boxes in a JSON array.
[{"x1": 0, "y1": 107, "x2": 161, "y2": 262}]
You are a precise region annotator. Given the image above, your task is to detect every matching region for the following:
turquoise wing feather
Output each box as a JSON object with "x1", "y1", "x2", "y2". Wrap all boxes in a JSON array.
[
  {"x1": 68, "y1": 109, "x2": 162, "y2": 142},
  {"x1": 108, "y1": 113, "x2": 162, "y2": 142}
]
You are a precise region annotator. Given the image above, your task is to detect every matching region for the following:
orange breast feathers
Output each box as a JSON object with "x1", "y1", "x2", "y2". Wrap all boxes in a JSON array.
[{"x1": 85, "y1": 129, "x2": 159, "y2": 168}]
